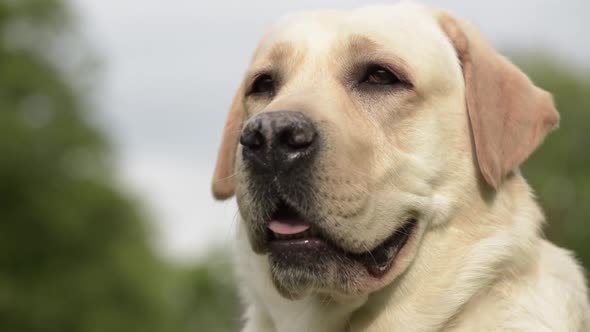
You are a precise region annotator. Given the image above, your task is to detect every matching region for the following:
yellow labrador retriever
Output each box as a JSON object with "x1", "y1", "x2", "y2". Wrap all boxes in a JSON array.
[{"x1": 212, "y1": 3, "x2": 590, "y2": 331}]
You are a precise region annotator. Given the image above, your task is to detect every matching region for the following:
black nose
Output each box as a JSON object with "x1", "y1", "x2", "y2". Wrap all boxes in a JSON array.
[{"x1": 240, "y1": 111, "x2": 318, "y2": 172}]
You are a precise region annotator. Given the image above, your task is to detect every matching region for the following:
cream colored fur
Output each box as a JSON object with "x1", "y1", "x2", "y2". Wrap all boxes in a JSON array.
[{"x1": 215, "y1": 3, "x2": 590, "y2": 331}]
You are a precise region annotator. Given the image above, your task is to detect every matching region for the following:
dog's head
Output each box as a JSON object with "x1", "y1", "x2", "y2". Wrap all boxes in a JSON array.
[{"x1": 211, "y1": 3, "x2": 558, "y2": 299}]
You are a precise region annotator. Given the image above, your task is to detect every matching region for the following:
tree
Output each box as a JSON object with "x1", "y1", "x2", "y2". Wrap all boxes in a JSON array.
[
  {"x1": 169, "y1": 251, "x2": 241, "y2": 332},
  {"x1": 0, "y1": 1, "x2": 173, "y2": 331}
]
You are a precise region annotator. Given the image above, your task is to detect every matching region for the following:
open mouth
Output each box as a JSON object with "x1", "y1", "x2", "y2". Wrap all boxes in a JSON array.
[{"x1": 264, "y1": 200, "x2": 418, "y2": 277}]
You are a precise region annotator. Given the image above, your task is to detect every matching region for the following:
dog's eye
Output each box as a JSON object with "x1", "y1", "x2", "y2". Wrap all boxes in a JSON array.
[
  {"x1": 249, "y1": 74, "x2": 275, "y2": 96},
  {"x1": 361, "y1": 65, "x2": 401, "y2": 85}
]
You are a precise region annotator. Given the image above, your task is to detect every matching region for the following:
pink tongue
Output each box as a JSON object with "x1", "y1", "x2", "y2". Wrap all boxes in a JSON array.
[{"x1": 268, "y1": 219, "x2": 311, "y2": 235}]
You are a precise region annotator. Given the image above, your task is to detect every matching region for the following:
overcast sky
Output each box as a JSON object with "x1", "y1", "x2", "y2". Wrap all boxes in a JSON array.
[{"x1": 69, "y1": 0, "x2": 589, "y2": 262}]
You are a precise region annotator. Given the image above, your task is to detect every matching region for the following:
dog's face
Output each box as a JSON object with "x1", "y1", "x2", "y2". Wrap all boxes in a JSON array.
[{"x1": 212, "y1": 4, "x2": 559, "y2": 299}]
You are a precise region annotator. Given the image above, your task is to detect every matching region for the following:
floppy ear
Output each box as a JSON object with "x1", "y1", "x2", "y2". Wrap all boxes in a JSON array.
[
  {"x1": 211, "y1": 85, "x2": 245, "y2": 200},
  {"x1": 437, "y1": 13, "x2": 559, "y2": 189}
]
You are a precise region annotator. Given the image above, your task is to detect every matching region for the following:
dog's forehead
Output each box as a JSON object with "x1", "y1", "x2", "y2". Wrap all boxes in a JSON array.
[{"x1": 253, "y1": 3, "x2": 451, "y2": 67}]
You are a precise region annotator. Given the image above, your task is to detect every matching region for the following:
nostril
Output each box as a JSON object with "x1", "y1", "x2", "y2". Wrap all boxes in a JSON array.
[
  {"x1": 240, "y1": 130, "x2": 265, "y2": 150},
  {"x1": 241, "y1": 111, "x2": 318, "y2": 170},
  {"x1": 281, "y1": 128, "x2": 314, "y2": 149}
]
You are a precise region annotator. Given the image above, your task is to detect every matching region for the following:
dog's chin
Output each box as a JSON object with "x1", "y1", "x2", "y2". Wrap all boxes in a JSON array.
[{"x1": 250, "y1": 201, "x2": 419, "y2": 299}]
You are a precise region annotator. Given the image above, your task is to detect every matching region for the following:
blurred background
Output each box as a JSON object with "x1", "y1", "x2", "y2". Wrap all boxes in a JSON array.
[{"x1": 0, "y1": 0, "x2": 588, "y2": 331}]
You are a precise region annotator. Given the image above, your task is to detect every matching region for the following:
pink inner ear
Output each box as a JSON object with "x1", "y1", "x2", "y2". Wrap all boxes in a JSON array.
[{"x1": 439, "y1": 14, "x2": 559, "y2": 189}]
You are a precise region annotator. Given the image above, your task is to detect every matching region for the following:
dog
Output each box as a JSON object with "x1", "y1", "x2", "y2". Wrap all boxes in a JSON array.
[{"x1": 211, "y1": 3, "x2": 590, "y2": 331}]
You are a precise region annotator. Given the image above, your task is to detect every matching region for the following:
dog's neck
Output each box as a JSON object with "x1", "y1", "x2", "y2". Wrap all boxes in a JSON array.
[
  {"x1": 355, "y1": 176, "x2": 544, "y2": 331},
  {"x1": 238, "y1": 176, "x2": 545, "y2": 332},
  {"x1": 350, "y1": 189, "x2": 543, "y2": 331}
]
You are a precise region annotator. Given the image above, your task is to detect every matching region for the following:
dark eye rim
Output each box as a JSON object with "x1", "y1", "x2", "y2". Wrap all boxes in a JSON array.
[
  {"x1": 361, "y1": 65, "x2": 400, "y2": 85},
  {"x1": 354, "y1": 62, "x2": 413, "y2": 90},
  {"x1": 246, "y1": 73, "x2": 276, "y2": 96}
]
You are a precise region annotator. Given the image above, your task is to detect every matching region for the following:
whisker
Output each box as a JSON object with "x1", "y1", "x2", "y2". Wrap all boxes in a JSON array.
[
  {"x1": 212, "y1": 172, "x2": 238, "y2": 183},
  {"x1": 223, "y1": 209, "x2": 241, "y2": 253},
  {"x1": 362, "y1": 243, "x2": 378, "y2": 267}
]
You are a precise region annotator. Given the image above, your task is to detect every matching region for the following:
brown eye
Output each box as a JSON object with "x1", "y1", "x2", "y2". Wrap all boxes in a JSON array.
[
  {"x1": 362, "y1": 65, "x2": 401, "y2": 85},
  {"x1": 249, "y1": 74, "x2": 275, "y2": 95}
]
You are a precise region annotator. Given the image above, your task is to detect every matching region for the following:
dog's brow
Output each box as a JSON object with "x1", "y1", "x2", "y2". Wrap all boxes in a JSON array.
[
  {"x1": 247, "y1": 41, "x2": 300, "y2": 80},
  {"x1": 342, "y1": 35, "x2": 413, "y2": 84},
  {"x1": 268, "y1": 41, "x2": 296, "y2": 63},
  {"x1": 251, "y1": 41, "x2": 297, "y2": 68},
  {"x1": 346, "y1": 35, "x2": 380, "y2": 54}
]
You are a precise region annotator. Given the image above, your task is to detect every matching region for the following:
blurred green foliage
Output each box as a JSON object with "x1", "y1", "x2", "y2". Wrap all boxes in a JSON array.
[
  {"x1": 0, "y1": 1, "x2": 240, "y2": 331},
  {"x1": 516, "y1": 56, "x2": 590, "y2": 271},
  {"x1": 0, "y1": 1, "x2": 587, "y2": 332},
  {"x1": 168, "y1": 252, "x2": 241, "y2": 332},
  {"x1": 0, "y1": 0, "x2": 173, "y2": 331}
]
